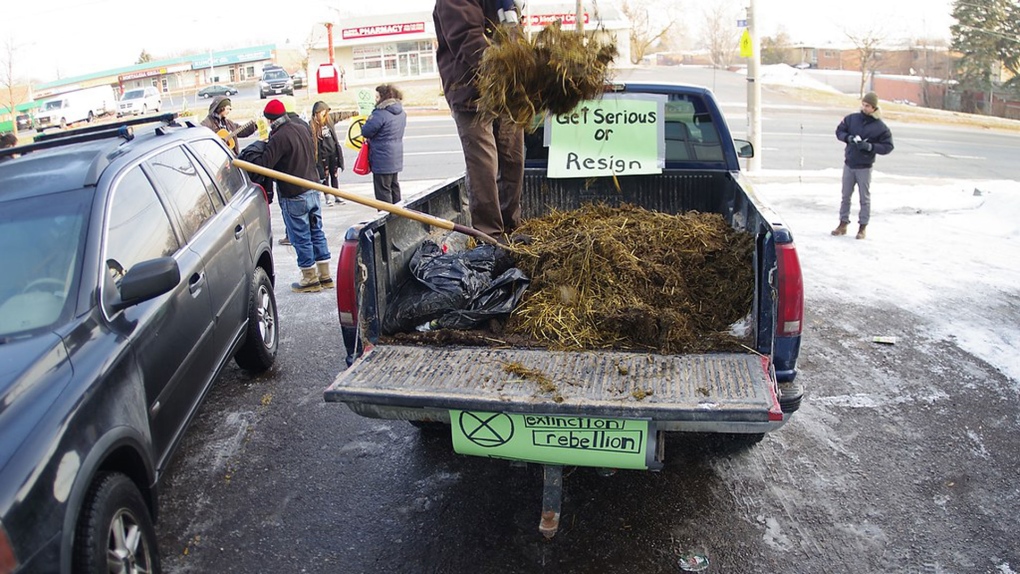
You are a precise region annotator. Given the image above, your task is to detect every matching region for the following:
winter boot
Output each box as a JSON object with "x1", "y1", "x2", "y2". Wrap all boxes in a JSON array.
[
  {"x1": 316, "y1": 261, "x2": 334, "y2": 289},
  {"x1": 291, "y1": 267, "x2": 321, "y2": 293},
  {"x1": 831, "y1": 222, "x2": 849, "y2": 236},
  {"x1": 856, "y1": 224, "x2": 868, "y2": 240}
]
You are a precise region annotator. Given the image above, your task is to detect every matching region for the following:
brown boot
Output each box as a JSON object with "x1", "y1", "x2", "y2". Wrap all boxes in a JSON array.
[
  {"x1": 316, "y1": 261, "x2": 334, "y2": 289},
  {"x1": 856, "y1": 224, "x2": 867, "y2": 240},
  {"x1": 831, "y1": 222, "x2": 849, "y2": 236},
  {"x1": 291, "y1": 267, "x2": 321, "y2": 293}
]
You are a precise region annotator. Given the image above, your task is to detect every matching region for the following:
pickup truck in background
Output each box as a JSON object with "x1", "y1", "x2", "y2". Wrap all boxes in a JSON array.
[{"x1": 325, "y1": 82, "x2": 805, "y2": 536}]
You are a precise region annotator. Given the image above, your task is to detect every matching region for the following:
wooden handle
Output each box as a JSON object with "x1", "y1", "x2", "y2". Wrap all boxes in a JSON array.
[{"x1": 232, "y1": 159, "x2": 500, "y2": 245}]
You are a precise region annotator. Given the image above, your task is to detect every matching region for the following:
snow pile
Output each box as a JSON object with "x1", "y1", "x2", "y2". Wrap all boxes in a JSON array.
[
  {"x1": 752, "y1": 171, "x2": 1020, "y2": 384},
  {"x1": 736, "y1": 64, "x2": 843, "y2": 94}
]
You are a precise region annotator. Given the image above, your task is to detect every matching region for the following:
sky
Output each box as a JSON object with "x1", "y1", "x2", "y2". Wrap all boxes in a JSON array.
[{"x1": 2, "y1": 0, "x2": 957, "y2": 85}]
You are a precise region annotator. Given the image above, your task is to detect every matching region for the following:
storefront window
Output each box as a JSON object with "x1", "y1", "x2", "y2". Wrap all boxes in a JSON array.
[{"x1": 352, "y1": 41, "x2": 436, "y2": 81}]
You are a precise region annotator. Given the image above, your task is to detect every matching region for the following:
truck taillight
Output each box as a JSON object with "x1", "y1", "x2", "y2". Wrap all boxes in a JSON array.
[
  {"x1": 0, "y1": 521, "x2": 17, "y2": 574},
  {"x1": 336, "y1": 237, "x2": 359, "y2": 327},
  {"x1": 776, "y1": 240, "x2": 803, "y2": 336}
]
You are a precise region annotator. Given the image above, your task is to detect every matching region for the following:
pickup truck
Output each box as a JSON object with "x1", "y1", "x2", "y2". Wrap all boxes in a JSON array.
[{"x1": 324, "y1": 82, "x2": 804, "y2": 536}]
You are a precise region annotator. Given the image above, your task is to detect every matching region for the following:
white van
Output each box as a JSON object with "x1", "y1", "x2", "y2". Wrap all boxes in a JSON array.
[
  {"x1": 117, "y1": 87, "x2": 162, "y2": 117},
  {"x1": 34, "y1": 85, "x2": 116, "y2": 130}
]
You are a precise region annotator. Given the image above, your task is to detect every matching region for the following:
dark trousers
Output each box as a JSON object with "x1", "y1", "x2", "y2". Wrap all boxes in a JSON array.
[
  {"x1": 451, "y1": 110, "x2": 524, "y2": 237},
  {"x1": 373, "y1": 173, "x2": 401, "y2": 203}
]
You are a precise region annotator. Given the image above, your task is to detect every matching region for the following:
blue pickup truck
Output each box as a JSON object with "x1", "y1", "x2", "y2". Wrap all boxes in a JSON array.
[{"x1": 325, "y1": 82, "x2": 804, "y2": 536}]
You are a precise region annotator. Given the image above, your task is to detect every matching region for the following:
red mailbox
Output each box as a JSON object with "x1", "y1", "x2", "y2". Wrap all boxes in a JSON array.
[{"x1": 316, "y1": 63, "x2": 341, "y2": 93}]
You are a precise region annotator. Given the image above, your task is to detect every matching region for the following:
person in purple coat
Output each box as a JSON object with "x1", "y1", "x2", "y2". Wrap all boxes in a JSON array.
[{"x1": 360, "y1": 84, "x2": 407, "y2": 204}]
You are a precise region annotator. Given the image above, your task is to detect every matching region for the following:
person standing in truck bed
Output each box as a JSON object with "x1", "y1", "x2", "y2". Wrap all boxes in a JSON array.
[{"x1": 434, "y1": 0, "x2": 525, "y2": 240}]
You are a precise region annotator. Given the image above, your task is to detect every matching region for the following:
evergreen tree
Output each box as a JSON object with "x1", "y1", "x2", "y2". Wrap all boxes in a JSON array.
[
  {"x1": 136, "y1": 50, "x2": 153, "y2": 65},
  {"x1": 950, "y1": 0, "x2": 1019, "y2": 91}
]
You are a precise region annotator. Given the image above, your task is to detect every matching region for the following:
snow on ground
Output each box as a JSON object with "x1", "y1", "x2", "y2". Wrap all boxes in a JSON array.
[
  {"x1": 738, "y1": 64, "x2": 844, "y2": 94},
  {"x1": 749, "y1": 170, "x2": 1020, "y2": 385}
]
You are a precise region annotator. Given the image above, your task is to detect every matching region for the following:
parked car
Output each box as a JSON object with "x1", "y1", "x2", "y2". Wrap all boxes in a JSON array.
[
  {"x1": 116, "y1": 86, "x2": 162, "y2": 117},
  {"x1": 0, "y1": 113, "x2": 279, "y2": 573},
  {"x1": 198, "y1": 84, "x2": 239, "y2": 98},
  {"x1": 15, "y1": 113, "x2": 33, "y2": 131},
  {"x1": 291, "y1": 71, "x2": 306, "y2": 89},
  {"x1": 259, "y1": 68, "x2": 294, "y2": 99}
]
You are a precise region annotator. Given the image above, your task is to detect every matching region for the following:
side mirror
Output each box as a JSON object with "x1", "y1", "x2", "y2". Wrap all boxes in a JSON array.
[
  {"x1": 110, "y1": 257, "x2": 181, "y2": 313},
  {"x1": 734, "y1": 139, "x2": 754, "y2": 159}
]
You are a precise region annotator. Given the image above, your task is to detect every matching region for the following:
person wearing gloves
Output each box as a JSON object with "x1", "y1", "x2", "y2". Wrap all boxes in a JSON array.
[
  {"x1": 248, "y1": 98, "x2": 332, "y2": 293},
  {"x1": 310, "y1": 100, "x2": 346, "y2": 206},
  {"x1": 833, "y1": 92, "x2": 894, "y2": 240},
  {"x1": 200, "y1": 96, "x2": 255, "y2": 154},
  {"x1": 360, "y1": 84, "x2": 407, "y2": 204},
  {"x1": 434, "y1": 0, "x2": 525, "y2": 239}
]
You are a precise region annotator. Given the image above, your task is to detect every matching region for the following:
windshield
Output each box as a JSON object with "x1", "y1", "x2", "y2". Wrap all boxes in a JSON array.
[
  {"x1": 122, "y1": 89, "x2": 145, "y2": 100},
  {"x1": 44, "y1": 100, "x2": 65, "y2": 111},
  {"x1": 0, "y1": 193, "x2": 90, "y2": 340},
  {"x1": 263, "y1": 70, "x2": 288, "y2": 81}
]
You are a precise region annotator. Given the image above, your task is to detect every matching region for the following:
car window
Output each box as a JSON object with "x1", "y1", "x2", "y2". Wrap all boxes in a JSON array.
[
  {"x1": 190, "y1": 138, "x2": 246, "y2": 201},
  {"x1": 184, "y1": 145, "x2": 225, "y2": 209},
  {"x1": 146, "y1": 146, "x2": 219, "y2": 242},
  {"x1": 0, "y1": 192, "x2": 89, "y2": 337},
  {"x1": 103, "y1": 167, "x2": 179, "y2": 309},
  {"x1": 123, "y1": 90, "x2": 144, "y2": 100}
]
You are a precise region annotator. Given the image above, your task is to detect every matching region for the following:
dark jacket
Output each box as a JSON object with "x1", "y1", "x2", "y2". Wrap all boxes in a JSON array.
[
  {"x1": 434, "y1": 0, "x2": 501, "y2": 112},
  {"x1": 200, "y1": 96, "x2": 255, "y2": 153},
  {"x1": 254, "y1": 115, "x2": 318, "y2": 199},
  {"x1": 361, "y1": 99, "x2": 407, "y2": 174},
  {"x1": 237, "y1": 140, "x2": 275, "y2": 203},
  {"x1": 836, "y1": 111, "x2": 894, "y2": 169}
]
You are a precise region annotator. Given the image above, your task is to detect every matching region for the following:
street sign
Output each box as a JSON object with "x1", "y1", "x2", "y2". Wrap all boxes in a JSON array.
[
  {"x1": 737, "y1": 19, "x2": 747, "y2": 27},
  {"x1": 739, "y1": 28, "x2": 753, "y2": 58}
]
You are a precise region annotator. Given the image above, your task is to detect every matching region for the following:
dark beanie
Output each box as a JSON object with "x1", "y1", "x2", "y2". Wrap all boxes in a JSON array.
[
  {"x1": 215, "y1": 98, "x2": 231, "y2": 113},
  {"x1": 264, "y1": 99, "x2": 286, "y2": 120},
  {"x1": 862, "y1": 92, "x2": 879, "y2": 109}
]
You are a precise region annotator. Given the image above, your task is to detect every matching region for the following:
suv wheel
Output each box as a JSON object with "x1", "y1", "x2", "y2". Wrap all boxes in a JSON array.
[
  {"x1": 73, "y1": 472, "x2": 160, "y2": 574},
  {"x1": 260, "y1": 91, "x2": 266, "y2": 99},
  {"x1": 235, "y1": 266, "x2": 278, "y2": 371}
]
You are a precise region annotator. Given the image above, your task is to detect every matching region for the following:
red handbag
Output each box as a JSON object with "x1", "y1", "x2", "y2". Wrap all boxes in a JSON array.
[{"x1": 353, "y1": 139, "x2": 371, "y2": 175}]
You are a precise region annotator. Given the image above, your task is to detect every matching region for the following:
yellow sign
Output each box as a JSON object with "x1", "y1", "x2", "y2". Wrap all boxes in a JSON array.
[
  {"x1": 345, "y1": 115, "x2": 367, "y2": 150},
  {"x1": 739, "y1": 28, "x2": 753, "y2": 58}
]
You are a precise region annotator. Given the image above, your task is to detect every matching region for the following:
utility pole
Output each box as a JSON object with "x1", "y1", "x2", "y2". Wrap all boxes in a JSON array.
[{"x1": 746, "y1": 0, "x2": 762, "y2": 171}]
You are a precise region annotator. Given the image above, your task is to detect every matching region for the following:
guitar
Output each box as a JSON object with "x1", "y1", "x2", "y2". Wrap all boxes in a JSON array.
[{"x1": 217, "y1": 120, "x2": 257, "y2": 150}]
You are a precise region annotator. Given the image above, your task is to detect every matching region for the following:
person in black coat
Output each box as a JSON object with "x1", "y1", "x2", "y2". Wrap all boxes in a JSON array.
[
  {"x1": 833, "y1": 92, "x2": 894, "y2": 240},
  {"x1": 310, "y1": 100, "x2": 345, "y2": 206}
]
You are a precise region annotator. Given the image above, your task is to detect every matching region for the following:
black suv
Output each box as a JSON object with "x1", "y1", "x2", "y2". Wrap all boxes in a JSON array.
[{"x1": 0, "y1": 114, "x2": 278, "y2": 573}]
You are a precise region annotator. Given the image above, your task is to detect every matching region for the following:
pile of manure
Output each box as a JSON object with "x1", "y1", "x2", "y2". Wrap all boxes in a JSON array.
[{"x1": 505, "y1": 203, "x2": 756, "y2": 354}]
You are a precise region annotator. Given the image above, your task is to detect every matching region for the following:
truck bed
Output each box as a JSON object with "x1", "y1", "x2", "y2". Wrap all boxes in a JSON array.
[{"x1": 325, "y1": 345, "x2": 783, "y2": 431}]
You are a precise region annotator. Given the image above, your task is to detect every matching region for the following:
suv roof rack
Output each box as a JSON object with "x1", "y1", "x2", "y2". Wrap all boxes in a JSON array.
[{"x1": 1, "y1": 113, "x2": 192, "y2": 159}]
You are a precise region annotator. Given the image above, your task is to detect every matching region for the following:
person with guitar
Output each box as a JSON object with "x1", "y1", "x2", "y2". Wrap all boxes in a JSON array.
[{"x1": 201, "y1": 96, "x2": 256, "y2": 155}]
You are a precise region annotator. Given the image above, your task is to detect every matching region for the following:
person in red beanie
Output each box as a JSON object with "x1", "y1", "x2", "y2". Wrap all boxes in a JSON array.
[{"x1": 247, "y1": 98, "x2": 332, "y2": 293}]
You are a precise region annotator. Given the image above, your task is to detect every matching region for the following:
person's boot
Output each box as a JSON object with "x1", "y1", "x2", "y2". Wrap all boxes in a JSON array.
[
  {"x1": 831, "y1": 222, "x2": 849, "y2": 236},
  {"x1": 291, "y1": 267, "x2": 321, "y2": 293},
  {"x1": 856, "y1": 224, "x2": 867, "y2": 240},
  {"x1": 278, "y1": 236, "x2": 291, "y2": 246},
  {"x1": 316, "y1": 261, "x2": 334, "y2": 289}
]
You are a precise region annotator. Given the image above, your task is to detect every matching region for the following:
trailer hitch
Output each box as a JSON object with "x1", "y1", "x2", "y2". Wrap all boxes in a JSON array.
[{"x1": 538, "y1": 464, "x2": 563, "y2": 538}]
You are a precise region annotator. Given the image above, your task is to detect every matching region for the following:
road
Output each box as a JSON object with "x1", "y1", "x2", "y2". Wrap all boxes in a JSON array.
[{"x1": 155, "y1": 68, "x2": 1020, "y2": 573}]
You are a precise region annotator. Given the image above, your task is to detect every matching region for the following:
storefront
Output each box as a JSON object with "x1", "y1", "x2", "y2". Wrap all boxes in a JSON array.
[{"x1": 307, "y1": 2, "x2": 630, "y2": 90}]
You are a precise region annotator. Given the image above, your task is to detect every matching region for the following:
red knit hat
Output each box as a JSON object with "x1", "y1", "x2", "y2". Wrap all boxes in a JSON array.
[{"x1": 264, "y1": 99, "x2": 286, "y2": 120}]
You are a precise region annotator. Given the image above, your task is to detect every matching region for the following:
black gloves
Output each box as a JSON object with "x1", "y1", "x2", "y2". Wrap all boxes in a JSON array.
[{"x1": 855, "y1": 140, "x2": 873, "y2": 152}]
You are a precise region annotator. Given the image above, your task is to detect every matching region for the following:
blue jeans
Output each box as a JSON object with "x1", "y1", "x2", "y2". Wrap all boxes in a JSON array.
[{"x1": 280, "y1": 191, "x2": 330, "y2": 268}]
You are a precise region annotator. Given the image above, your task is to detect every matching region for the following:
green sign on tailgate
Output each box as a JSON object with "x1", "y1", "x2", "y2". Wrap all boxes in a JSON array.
[{"x1": 450, "y1": 411, "x2": 653, "y2": 470}]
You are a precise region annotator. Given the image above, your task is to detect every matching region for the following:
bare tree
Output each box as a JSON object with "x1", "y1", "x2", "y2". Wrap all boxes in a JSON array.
[
  {"x1": 1, "y1": 37, "x2": 27, "y2": 138},
  {"x1": 620, "y1": 0, "x2": 679, "y2": 64},
  {"x1": 702, "y1": 2, "x2": 740, "y2": 69},
  {"x1": 845, "y1": 28, "x2": 887, "y2": 97}
]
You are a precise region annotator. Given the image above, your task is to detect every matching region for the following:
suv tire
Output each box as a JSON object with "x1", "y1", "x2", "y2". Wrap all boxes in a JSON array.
[
  {"x1": 235, "y1": 266, "x2": 279, "y2": 372},
  {"x1": 73, "y1": 472, "x2": 160, "y2": 574},
  {"x1": 260, "y1": 91, "x2": 266, "y2": 99}
]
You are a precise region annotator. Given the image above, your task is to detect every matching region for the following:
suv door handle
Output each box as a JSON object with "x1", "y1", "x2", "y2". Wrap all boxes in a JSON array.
[
  {"x1": 188, "y1": 272, "x2": 206, "y2": 296},
  {"x1": 234, "y1": 224, "x2": 244, "y2": 239}
]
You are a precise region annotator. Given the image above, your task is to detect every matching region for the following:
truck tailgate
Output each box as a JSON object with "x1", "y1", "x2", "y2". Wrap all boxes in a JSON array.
[{"x1": 325, "y1": 345, "x2": 782, "y2": 423}]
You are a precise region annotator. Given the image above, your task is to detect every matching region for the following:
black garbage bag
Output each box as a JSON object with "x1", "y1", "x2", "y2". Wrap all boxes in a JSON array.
[
  {"x1": 238, "y1": 140, "x2": 276, "y2": 203},
  {"x1": 382, "y1": 240, "x2": 529, "y2": 335}
]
